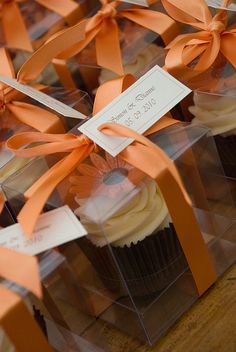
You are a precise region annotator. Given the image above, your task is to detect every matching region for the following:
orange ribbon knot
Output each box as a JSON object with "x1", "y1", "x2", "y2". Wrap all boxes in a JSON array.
[
  {"x1": 162, "y1": 0, "x2": 236, "y2": 80},
  {"x1": 54, "y1": 0, "x2": 179, "y2": 76}
]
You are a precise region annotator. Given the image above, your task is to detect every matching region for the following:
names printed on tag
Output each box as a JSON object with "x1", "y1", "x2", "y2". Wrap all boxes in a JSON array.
[
  {"x1": 79, "y1": 65, "x2": 191, "y2": 156},
  {"x1": 0, "y1": 206, "x2": 87, "y2": 255},
  {"x1": 0, "y1": 76, "x2": 86, "y2": 119}
]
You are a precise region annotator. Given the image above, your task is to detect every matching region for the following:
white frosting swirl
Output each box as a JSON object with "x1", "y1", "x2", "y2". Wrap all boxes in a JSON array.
[
  {"x1": 98, "y1": 44, "x2": 164, "y2": 85},
  {"x1": 189, "y1": 91, "x2": 236, "y2": 136},
  {"x1": 75, "y1": 179, "x2": 169, "y2": 248}
]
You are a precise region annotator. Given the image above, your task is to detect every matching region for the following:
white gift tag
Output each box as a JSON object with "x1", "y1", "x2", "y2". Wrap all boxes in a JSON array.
[
  {"x1": 120, "y1": 0, "x2": 149, "y2": 7},
  {"x1": 0, "y1": 76, "x2": 86, "y2": 119},
  {"x1": 79, "y1": 65, "x2": 191, "y2": 156},
  {"x1": 0, "y1": 206, "x2": 87, "y2": 255}
]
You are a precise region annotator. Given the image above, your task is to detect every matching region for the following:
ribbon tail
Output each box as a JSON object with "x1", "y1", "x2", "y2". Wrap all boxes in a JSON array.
[
  {"x1": 0, "y1": 247, "x2": 41, "y2": 298},
  {"x1": 220, "y1": 33, "x2": 236, "y2": 69},
  {"x1": 52, "y1": 59, "x2": 77, "y2": 89},
  {"x1": 0, "y1": 192, "x2": 4, "y2": 214},
  {"x1": 18, "y1": 146, "x2": 93, "y2": 237},
  {"x1": 17, "y1": 20, "x2": 87, "y2": 84},
  {"x1": 120, "y1": 9, "x2": 179, "y2": 45},
  {"x1": 96, "y1": 19, "x2": 124, "y2": 75},
  {"x1": 161, "y1": 0, "x2": 212, "y2": 28},
  {"x1": 0, "y1": 48, "x2": 15, "y2": 78},
  {"x1": 2, "y1": 2, "x2": 33, "y2": 52},
  {"x1": 151, "y1": 151, "x2": 216, "y2": 295},
  {"x1": 0, "y1": 286, "x2": 53, "y2": 352},
  {"x1": 7, "y1": 101, "x2": 65, "y2": 133},
  {"x1": 36, "y1": 0, "x2": 82, "y2": 25},
  {"x1": 56, "y1": 24, "x2": 100, "y2": 60},
  {"x1": 100, "y1": 123, "x2": 216, "y2": 295}
]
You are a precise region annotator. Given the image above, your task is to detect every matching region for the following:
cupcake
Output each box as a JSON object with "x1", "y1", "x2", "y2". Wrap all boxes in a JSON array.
[
  {"x1": 189, "y1": 91, "x2": 236, "y2": 178},
  {"x1": 69, "y1": 152, "x2": 186, "y2": 297}
]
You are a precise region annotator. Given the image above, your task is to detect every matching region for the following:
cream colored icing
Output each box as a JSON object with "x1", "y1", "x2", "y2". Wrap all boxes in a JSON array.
[
  {"x1": 98, "y1": 44, "x2": 164, "y2": 85},
  {"x1": 189, "y1": 91, "x2": 236, "y2": 136},
  {"x1": 75, "y1": 179, "x2": 170, "y2": 248}
]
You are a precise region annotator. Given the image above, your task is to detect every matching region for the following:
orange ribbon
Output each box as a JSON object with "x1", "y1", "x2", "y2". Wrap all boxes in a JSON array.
[
  {"x1": 0, "y1": 0, "x2": 81, "y2": 52},
  {"x1": 162, "y1": 0, "x2": 236, "y2": 80},
  {"x1": 0, "y1": 247, "x2": 53, "y2": 351},
  {"x1": 52, "y1": 0, "x2": 179, "y2": 76},
  {"x1": 0, "y1": 20, "x2": 86, "y2": 213},
  {"x1": 0, "y1": 48, "x2": 65, "y2": 133}
]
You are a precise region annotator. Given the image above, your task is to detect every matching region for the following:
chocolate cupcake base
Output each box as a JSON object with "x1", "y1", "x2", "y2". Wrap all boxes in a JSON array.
[
  {"x1": 77, "y1": 223, "x2": 187, "y2": 298},
  {"x1": 214, "y1": 134, "x2": 236, "y2": 178}
]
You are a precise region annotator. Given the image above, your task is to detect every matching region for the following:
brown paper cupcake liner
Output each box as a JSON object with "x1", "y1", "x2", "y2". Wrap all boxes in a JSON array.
[
  {"x1": 77, "y1": 223, "x2": 187, "y2": 298},
  {"x1": 214, "y1": 134, "x2": 236, "y2": 178}
]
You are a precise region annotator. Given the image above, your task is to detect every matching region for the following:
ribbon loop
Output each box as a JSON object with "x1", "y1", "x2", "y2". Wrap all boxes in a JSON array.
[
  {"x1": 41, "y1": 1, "x2": 179, "y2": 77},
  {"x1": 163, "y1": 0, "x2": 236, "y2": 80}
]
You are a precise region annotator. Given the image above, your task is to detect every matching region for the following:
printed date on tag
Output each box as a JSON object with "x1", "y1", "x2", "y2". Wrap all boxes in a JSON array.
[
  {"x1": 0, "y1": 206, "x2": 87, "y2": 255},
  {"x1": 79, "y1": 65, "x2": 191, "y2": 156},
  {"x1": 0, "y1": 76, "x2": 86, "y2": 120}
]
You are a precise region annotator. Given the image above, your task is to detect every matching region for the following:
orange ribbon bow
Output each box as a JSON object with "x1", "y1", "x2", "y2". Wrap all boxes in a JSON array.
[
  {"x1": 162, "y1": 0, "x2": 236, "y2": 80},
  {"x1": 0, "y1": 48, "x2": 64, "y2": 132},
  {"x1": 0, "y1": 48, "x2": 65, "y2": 133},
  {"x1": 0, "y1": 0, "x2": 81, "y2": 52},
  {"x1": 53, "y1": 0, "x2": 179, "y2": 76},
  {"x1": 0, "y1": 19, "x2": 87, "y2": 133},
  {"x1": 0, "y1": 246, "x2": 53, "y2": 351}
]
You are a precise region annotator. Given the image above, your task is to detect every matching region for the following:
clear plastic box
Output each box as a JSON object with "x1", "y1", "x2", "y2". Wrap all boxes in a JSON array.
[
  {"x1": 3, "y1": 122, "x2": 236, "y2": 347},
  {"x1": 0, "y1": 250, "x2": 103, "y2": 351},
  {"x1": 51, "y1": 1, "x2": 178, "y2": 95},
  {"x1": 0, "y1": 87, "x2": 92, "y2": 185},
  {"x1": 176, "y1": 88, "x2": 236, "y2": 180},
  {"x1": 7, "y1": 0, "x2": 102, "y2": 82},
  {"x1": 160, "y1": 0, "x2": 236, "y2": 90}
]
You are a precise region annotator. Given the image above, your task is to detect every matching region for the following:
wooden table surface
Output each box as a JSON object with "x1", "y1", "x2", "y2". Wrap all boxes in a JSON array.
[{"x1": 80, "y1": 262, "x2": 236, "y2": 352}]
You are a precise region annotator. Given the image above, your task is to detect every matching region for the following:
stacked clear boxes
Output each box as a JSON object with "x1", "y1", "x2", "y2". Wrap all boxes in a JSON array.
[{"x1": 2, "y1": 122, "x2": 236, "y2": 347}]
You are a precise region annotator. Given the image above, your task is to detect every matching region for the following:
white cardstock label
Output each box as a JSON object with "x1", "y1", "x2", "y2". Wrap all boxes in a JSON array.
[
  {"x1": 0, "y1": 75, "x2": 86, "y2": 119},
  {"x1": 0, "y1": 206, "x2": 87, "y2": 255},
  {"x1": 120, "y1": 0, "x2": 149, "y2": 7},
  {"x1": 79, "y1": 65, "x2": 191, "y2": 157}
]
